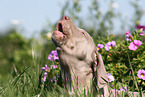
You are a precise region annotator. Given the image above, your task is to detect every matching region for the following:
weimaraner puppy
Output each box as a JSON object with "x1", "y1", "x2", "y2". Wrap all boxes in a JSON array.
[
  {"x1": 52, "y1": 16, "x2": 109, "y2": 96},
  {"x1": 51, "y1": 16, "x2": 143, "y2": 97}
]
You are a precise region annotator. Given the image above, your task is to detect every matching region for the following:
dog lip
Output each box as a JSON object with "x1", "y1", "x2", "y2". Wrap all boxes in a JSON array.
[
  {"x1": 56, "y1": 21, "x2": 64, "y2": 33},
  {"x1": 58, "y1": 23, "x2": 63, "y2": 32},
  {"x1": 57, "y1": 21, "x2": 68, "y2": 35}
]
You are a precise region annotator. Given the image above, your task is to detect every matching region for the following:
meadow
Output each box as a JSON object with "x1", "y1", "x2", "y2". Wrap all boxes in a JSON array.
[
  {"x1": 0, "y1": 0, "x2": 145, "y2": 96},
  {"x1": 0, "y1": 26, "x2": 145, "y2": 97}
]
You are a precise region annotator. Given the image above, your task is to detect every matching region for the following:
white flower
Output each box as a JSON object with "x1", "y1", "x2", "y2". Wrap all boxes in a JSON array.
[
  {"x1": 107, "y1": 73, "x2": 115, "y2": 82},
  {"x1": 112, "y1": 3, "x2": 118, "y2": 9},
  {"x1": 11, "y1": 19, "x2": 23, "y2": 25},
  {"x1": 47, "y1": 32, "x2": 52, "y2": 39},
  {"x1": 98, "y1": 8, "x2": 102, "y2": 13}
]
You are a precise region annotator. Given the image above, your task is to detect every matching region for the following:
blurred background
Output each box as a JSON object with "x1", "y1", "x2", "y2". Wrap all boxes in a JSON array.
[{"x1": 0, "y1": 0, "x2": 145, "y2": 82}]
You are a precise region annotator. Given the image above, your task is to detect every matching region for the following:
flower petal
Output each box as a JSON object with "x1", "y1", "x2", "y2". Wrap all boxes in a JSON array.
[
  {"x1": 129, "y1": 42, "x2": 137, "y2": 51},
  {"x1": 105, "y1": 44, "x2": 110, "y2": 51},
  {"x1": 111, "y1": 41, "x2": 116, "y2": 46},
  {"x1": 107, "y1": 73, "x2": 115, "y2": 82}
]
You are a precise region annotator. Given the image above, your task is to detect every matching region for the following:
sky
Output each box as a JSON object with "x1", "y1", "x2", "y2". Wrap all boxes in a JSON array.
[{"x1": 0, "y1": 0, "x2": 145, "y2": 38}]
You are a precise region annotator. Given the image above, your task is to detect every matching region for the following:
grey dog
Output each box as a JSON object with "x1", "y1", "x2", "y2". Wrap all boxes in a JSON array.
[{"x1": 52, "y1": 16, "x2": 143, "y2": 97}]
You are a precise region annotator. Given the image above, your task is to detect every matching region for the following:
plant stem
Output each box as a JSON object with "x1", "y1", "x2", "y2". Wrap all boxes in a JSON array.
[{"x1": 127, "y1": 51, "x2": 139, "y2": 91}]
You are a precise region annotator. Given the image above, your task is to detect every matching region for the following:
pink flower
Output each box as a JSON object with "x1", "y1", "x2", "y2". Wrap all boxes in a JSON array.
[
  {"x1": 125, "y1": 30, "x2": 132, "y2": 41},
  {"x1": 140, "y1": 31, "x2": 145, "y2": 36},
  {"x1": 97, "y1": 44, "x2": 104, "y2": 51},
  {"x1": 105, "y1": 41, "x2": 116, "y2": 51},
  {"x1": 50, "y1": 65, "x2": 58, "y2": 69},
  {"x1": 137, "y1": 69, "x2": 145, "y2": 80},
  {"x1": 129, "y1": 40, "x2": 142, "y2": 51},
  {"x1": 136, "y1": 25, "x2": 145, "y2": 30},
  {"x1": 43, "y1": 72, "x2": 48, "y2": 82},
  {"x1": 41, "y1": 65, "x2": 50, "y2": 72},
  {"x1": 120, "y1": 85, "x2": 127, "y2": 92},
  {"x1": 48, "y1": 50, "x2": 59, "y2": 61}
]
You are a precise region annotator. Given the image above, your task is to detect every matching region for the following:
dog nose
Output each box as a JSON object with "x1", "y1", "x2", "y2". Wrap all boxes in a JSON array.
[{"x1": 62, "y1": 16, "x2": 70, "y2": 20}]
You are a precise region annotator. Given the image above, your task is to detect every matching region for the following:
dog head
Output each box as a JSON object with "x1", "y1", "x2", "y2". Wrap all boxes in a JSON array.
[{"x1": 52, "y1": 16, "x2": 108, "y2": 90}]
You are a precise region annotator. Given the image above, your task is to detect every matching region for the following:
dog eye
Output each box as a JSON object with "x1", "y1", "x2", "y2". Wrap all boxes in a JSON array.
[{"x1": 81, "y1": 32, "x2": 85, "y2": 35}]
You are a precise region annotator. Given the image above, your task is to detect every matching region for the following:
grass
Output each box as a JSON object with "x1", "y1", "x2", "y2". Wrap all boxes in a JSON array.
[
  {"x1": 0, "y1": 48, "x2": 145, "y2": 97},
  {"x1": 0, "y1": 66, "x2": 37, "y2": 96},
  {"x1": 0, "y1": 63, "x2": 144, "y2": 97}
]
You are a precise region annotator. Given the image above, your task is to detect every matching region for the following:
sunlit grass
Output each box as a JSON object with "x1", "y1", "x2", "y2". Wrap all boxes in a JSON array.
[
  {"x1": 0, "y1": 29, "x2": 145, "y2": 97},
  {"x1": 0, "y1": 57, "x2": 144, "y2": 97}
]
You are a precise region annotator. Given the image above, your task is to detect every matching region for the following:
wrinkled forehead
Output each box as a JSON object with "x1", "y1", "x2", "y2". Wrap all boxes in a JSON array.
[
  {"x1": 65, "y1": 19, "x2": 78, "y2": 30},
  {"x1": 78, "y1": 28, "x2": 86, "y2": 33},
  {"x1": 78, "y1": 28, "x2": 93, "y2": 39},
  {"x1": 59, "y1": 17, "x2": 75, "y2": 26}
]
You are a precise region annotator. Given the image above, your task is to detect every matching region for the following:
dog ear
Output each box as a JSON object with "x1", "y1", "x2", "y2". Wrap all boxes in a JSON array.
[{"x1": 94, "y1": 51, "x2": 108, "y2": 89}]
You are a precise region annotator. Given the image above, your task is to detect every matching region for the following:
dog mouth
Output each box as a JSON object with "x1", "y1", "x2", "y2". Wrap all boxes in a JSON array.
[
  {"x1": 58, "y1": 23, "x2": 63, "y2": 32},
  {"x1": 57, "y1": 22, "x2": 68, "y2": 35},
  {"x1": 52, "y1": 22, "x2": 67, "y2": 46},
  {"x1": 52, "y1": 16, "x2": 71, "y2": 46}
]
